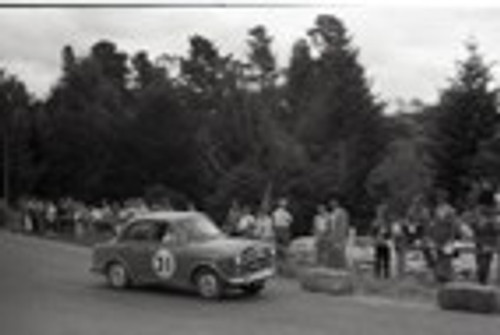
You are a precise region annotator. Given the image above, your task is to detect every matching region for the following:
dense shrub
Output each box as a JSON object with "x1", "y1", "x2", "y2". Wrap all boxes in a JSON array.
[{"x1": 0, "y1": 199, "x2": 7, "y2": 227}]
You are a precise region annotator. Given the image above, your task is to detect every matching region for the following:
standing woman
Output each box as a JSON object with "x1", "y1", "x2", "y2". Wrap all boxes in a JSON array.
[
  {"x1": 327, "y1": 198, "x2": 350, "y2": 269},
  {"x1": 313, "y1": 204, "x2": 330, "y2": 266}
]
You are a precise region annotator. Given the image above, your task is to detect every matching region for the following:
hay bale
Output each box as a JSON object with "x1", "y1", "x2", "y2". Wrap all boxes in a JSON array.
[
  {"x1": 300, "y1": 267, "x2": 355, "y2": 296},
  {"x1": 437, "y1": 282, "x2": 500, "y2": 314}
]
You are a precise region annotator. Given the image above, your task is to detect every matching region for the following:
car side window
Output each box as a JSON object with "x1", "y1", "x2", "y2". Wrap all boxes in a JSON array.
[
  {"x1": 156, "y1": 221, "x2": 182, "y2": 245},
  {"x1": 174, "y1": 224, "x2": 190, "y2": 245},
  {"x1": 121, "y1": 221, "x2": 156, "y2": 242}
]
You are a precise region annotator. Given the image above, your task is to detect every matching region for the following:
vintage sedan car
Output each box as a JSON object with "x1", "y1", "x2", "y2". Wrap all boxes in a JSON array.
[{"x1": 91, "y1": 211, "x2": 275, "y2": 298}]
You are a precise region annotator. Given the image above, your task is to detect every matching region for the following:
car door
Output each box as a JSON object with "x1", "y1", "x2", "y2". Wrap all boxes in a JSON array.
[
  {"x1": 118, "y1": 220, "x2": 159, "y2": 283},
  {"x1": 149, "y1": 220, "x2": 188, "y2": 287}
]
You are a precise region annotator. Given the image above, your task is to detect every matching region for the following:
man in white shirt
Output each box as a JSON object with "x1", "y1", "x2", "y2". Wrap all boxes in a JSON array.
[{"x1": 272, "y1": 198, "x2": 293, "y2": 255}]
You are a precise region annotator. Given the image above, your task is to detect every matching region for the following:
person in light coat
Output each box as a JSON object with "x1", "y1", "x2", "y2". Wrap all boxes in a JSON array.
[
  {"x1": 314, "y1": 204, "x2": 330, "y2": 266},
  {"x1": 325, "y1": 198, "x2": 350, "y2": 269}
]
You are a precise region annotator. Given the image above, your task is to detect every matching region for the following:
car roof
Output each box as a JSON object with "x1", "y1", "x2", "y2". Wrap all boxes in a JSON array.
[{"x1": 131, "y1": 211, "x2": 206, "y2": 223}]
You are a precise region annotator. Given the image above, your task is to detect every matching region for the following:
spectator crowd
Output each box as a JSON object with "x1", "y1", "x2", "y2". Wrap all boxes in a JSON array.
[
  {"x1": 16, "y1": 198, "x2": 150, "y2": 238},
  {"x1": 367, "y1": 184, "x2": 500, "y2": 286},
  {"x1": 9, "y1": 181, "x2": 500, "y2": 286},
  {"x1": 222, "y1": 184, "x2": 500, "y2": 286}
]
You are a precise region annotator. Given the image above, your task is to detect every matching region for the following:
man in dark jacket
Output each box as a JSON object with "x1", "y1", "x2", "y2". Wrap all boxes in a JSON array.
[
  {"x1": 471, "y1": 205, "x2": 498, "y2": 285},
  {"x1": 372, "y1": 203, "x2": 392, "y2": 279},
  {"x1": 429, "y1": 190, "x2": 458, "y2": 283}
]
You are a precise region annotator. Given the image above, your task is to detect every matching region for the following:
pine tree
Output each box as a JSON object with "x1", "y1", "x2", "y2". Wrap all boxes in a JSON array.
[
  {"x1": 0, "y1": 69, "x2": 33, "y2": 203},
  {"x1": 247, "y1": 25, "x2": 277, "y2": 90},
  {"x1": 42, "y1": 41, "x2": 131, "y2": 200},
  {"x1": 293, "y1": 14, "x2": 387, "y2": 225},
  {"x1": 430, "y1": 42, "x2": 499, "y2": 203},
  {"x1": 287, "y1": 38, "x2": 314, "y2": 132}
]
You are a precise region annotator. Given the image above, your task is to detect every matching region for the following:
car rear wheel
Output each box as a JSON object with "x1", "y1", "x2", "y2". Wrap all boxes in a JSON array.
[
  {"x1": 106, "y1": 262, "x2": 130, "y2": 289},
  {"x1": 242, "y1": 281, "x2": 265, "y2": 296},
  {"x1": 195, "y1": 268, "x2": 223, "y2": 299}
]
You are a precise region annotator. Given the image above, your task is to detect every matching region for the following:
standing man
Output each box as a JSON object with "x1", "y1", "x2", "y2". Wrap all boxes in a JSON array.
[
  {"x1": 272, "y1": 198, "x2": 293, "y2": 258},
  {"x1": 404, "y1": 195, "x2": 433, "y2": 276},
  {"x1": 471, "y1": 204, "x2": 498, "y2": 285},
  {"x1": 327, "y1": 198, "x2": 350, "y2": 269},
  {"x1": 430, "y1": 190, "x2": 458, "y2": 283},
  {"x1": 372, "y1": 203, "x2": 392, "y2": 279},
  {"x1": 45, "y1": 201, "x2": 57, "y2": 234}
]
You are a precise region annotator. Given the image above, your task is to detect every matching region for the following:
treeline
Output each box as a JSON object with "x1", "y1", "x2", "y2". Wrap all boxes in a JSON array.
[{"x1": 1, "y1": 14, "x2": 500, "y2": 234}]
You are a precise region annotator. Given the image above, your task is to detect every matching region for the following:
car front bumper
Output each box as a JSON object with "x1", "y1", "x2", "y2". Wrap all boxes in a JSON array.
[{"x1": 226, "y1": 268, "x2": 275, "y2": 286}]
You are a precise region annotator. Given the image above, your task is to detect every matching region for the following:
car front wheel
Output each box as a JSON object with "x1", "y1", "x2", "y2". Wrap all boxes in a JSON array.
[
  {"x1": 106, "y1": 262, "x2": 130, "y2": 289},
  {"x1": 195, "y1": 268, "x2": 223, "y2": 299}
]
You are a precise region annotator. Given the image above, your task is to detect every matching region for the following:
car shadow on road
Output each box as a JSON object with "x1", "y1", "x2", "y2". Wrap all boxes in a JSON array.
[{"x1": 89, "y1": 281, "x2": 274, "y2": 304}]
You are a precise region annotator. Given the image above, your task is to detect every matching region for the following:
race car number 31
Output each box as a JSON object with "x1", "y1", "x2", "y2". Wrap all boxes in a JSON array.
[{"x1": 152, "y1": 248, "x2": 176, "y2": 279}]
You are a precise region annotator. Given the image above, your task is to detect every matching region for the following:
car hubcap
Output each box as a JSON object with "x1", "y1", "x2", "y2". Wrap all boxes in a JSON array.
[
  {"x1": 109, "y1": 264, "x2": 126, "y2": 288},
  {"x1": 198, "y1": 273, "x2": 218, "y2": 298}
]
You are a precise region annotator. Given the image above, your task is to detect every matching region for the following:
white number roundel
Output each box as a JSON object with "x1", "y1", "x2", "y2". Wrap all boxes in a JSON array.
[{"x1": 152, "y1": 248, "x2": 176, "y2": 279}]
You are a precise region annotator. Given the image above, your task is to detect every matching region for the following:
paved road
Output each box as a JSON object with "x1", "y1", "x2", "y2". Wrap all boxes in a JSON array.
[{"x1": 0, "y1": 231, "x2": 499, "y2": 335}]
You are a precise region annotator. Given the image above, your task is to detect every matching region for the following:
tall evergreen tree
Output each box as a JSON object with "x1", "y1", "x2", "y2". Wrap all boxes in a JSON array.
[
  {"x1": 0, "y1": 70, "x2": 33, "y2": 203},
  {"x1": 430, "y1": 42, "x2": 498, "y2": 203},
  {"x1": 41, "y1": 40, "x2": 130, "y2": 200},
  {"x1": 293, "y1": 14, "x2": 387, "y2": 225},
  {"x1": 247, "y1": 25, "x2": 277, "y2": 90}
]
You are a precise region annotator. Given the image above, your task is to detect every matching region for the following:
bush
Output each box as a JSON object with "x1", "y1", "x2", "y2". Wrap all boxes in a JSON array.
[
  {"x1": 437, "y1": 282, "x2": 500, "y2": 314},
  {"x1": 0, "y1": 200, "x2": 7, "y2": 227},
  {"x1": 0, "y1": 200, "x2": 21, "y2": 230},
  {"x1": 300, "y1": 267, "x2": 355, "y2": 296}
]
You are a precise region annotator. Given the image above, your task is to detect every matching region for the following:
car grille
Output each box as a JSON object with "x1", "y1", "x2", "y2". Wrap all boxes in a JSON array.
[{"x1": 241, "y1": 247, "x2": 272, "y2": 273}]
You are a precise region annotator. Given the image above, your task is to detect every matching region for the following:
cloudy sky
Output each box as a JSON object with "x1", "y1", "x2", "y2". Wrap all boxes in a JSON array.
[{"x1": 2, "y1": 1, "x2": 500, "y2": 108}]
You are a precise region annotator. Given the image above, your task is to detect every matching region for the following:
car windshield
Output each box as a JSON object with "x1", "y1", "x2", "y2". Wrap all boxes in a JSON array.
[{"x1": 180, "y1": 215, "x2": 224, "y2": 242}]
